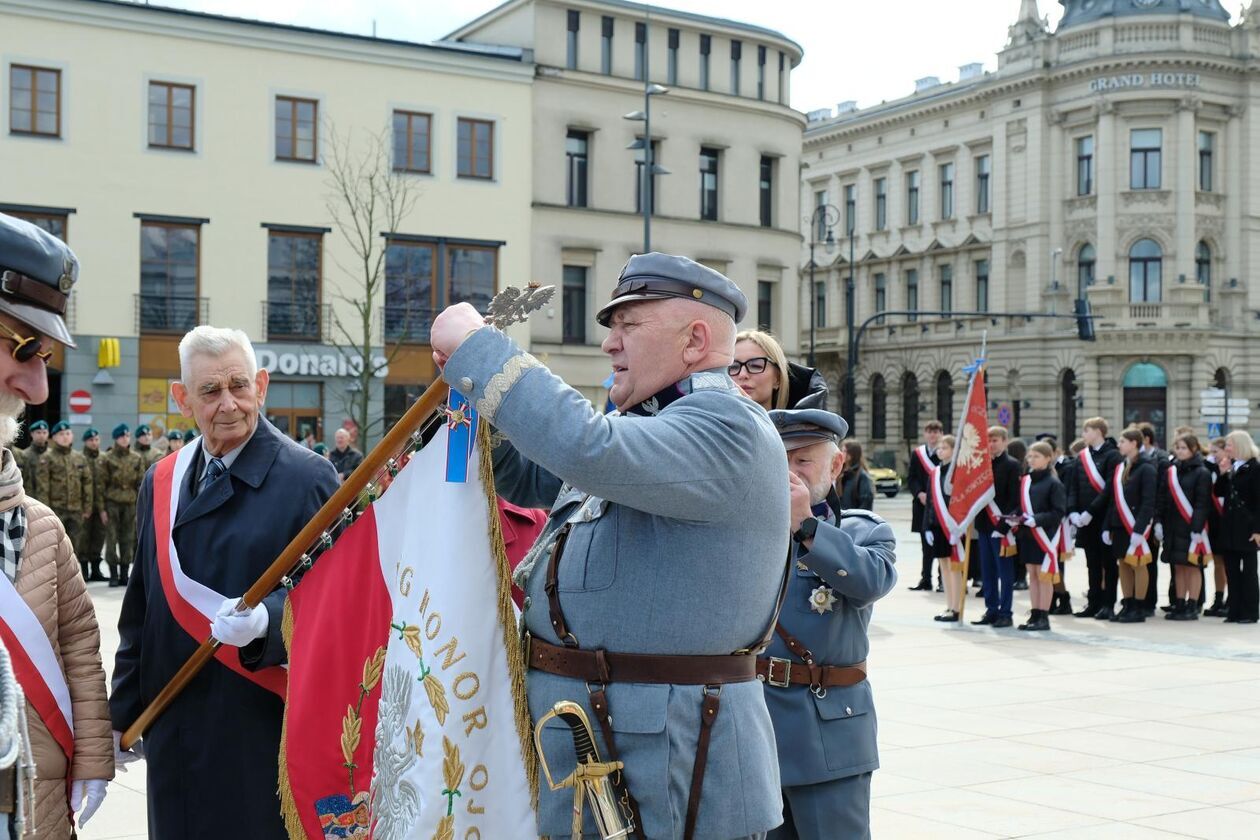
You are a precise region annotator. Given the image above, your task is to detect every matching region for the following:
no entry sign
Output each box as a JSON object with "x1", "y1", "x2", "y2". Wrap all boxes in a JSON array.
[{"x1": 69, "y1": 389, "x2": 92, "y2": 414}]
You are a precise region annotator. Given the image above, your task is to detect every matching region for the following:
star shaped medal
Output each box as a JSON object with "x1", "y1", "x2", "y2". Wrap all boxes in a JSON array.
[{"x1": 809, "y1": 585, "x2": 837, "y2": 615}]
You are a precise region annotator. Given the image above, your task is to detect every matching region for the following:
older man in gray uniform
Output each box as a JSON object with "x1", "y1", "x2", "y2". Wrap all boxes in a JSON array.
[
  {"x1": 430, "y1": 253, "x2": 789, "y2": 839},
  {"x1": 761, "y1": 409, "x2": 897, "y2": 840}
]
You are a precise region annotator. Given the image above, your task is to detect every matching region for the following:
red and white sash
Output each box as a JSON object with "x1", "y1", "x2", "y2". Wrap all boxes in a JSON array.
[
  {"x1": 985, "y1": 500, "x2": 1019, "y2": 556},
  {"x1": 930, "y1": 465, "x2": 965, "y2": 566},
  {"x1": 1020, "y1": 475, "x2": 1061, "y2": 581},
  {"x1": 1059, "y1": 521, "x2": 1075, "y2": 562},
  {"x1": 1167, "y1": 467, "x2": 1213, "y2": 562},
  {"x1": 1112, "y1": 462, "x2": 1152, "y2": 562},
  {"x1": 914, "y1": 444, "x2": 935, "y2": 475},
  {"x1": 1079, "y1": 447, "x2": 1105, "y2": 494},
  {"x1": 1209, "y1": 466, "x2": 1225, "y2": 516},
  {"x1": 0, "y1": 572, "x2": 74, "y2": 762},
  {"x1": 152, "y1": 440, "x2": 287, "y2": 698}
]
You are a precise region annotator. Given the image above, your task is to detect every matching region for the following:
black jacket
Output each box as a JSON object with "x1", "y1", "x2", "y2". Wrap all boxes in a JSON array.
[
  {"x1": 328, "y1": 444, "x2": 363, "y2": 481},
  {"x1": 1214, "y1": 458, "x2": 1260, "y2": 552},
  {"x1": 978, "y1": 452, "x2": 1021, "y2": 535},
  {"x1": 786, "y1": 362, "x2": 828, "y2": 410},
  {"x1": 1103, "y1": 456, "x2": 1156, "y2": 540},
  {"x1": 1074, "y1": 438, "x2": 1123, "y2": 521},
  {"x1": 1158, "y1": 454, "x2": 1211, "y2": 564},
  {"x1": 906, "y1": 444, "x2": 939, "y2": 533},
  {"x1": 838, "y1": 467, "x2": 874, "y2": 511},
  {"x1": 1017, "y1": 468, "x2": 1066, "y2": 566}
]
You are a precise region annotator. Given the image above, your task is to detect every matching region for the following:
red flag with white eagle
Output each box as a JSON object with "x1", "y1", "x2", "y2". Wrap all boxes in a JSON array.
[{"x1": 944, "y1": 367, "x2": 995, "y2": 539}]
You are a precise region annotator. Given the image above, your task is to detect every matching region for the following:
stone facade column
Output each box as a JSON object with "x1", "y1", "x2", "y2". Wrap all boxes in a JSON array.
[
  {"x1": 1048, "y1": 111, "x2": 1066, "y2": 293},
  {"x1": 1225, "y1": 105, "x2": 1243, "y2": 293},
  {"x1": 1175, "y1": 98, "x2": 1198, "y2": 285},
  {"x1": 1096, "y1": 103, "x2": 1117, "y2": 284}
]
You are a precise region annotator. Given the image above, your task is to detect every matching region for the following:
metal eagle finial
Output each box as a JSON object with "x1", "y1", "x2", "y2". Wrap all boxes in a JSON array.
[{"x1": 485, "y1": 283, "x2": 556, "y2": 330}]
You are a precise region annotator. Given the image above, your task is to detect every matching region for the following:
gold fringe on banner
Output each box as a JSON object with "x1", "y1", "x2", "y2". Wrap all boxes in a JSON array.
[
  {"x1": 477, "y1": 421, "x2": 541, "y2": 809},
  {"x1": 278, "y1": 598, "x2": 305, "y2": 839}
]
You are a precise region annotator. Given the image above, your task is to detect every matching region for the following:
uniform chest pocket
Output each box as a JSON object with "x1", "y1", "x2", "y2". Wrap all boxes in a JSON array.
[
  {"x1": 557, "y1": 499, "x2": 619, "y2": 593},
  {"x1": 791, "y1": 565, "x2": 830, "y2": 615}
]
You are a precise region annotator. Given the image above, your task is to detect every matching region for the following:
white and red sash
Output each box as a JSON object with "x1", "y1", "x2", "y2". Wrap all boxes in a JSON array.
[
  {"x1": 152, "y1": 440, "x2": 286, "y2": 697},
  {"x1": 930, "y1": 465, "x2": 965, "y2": 566},
  {"x1": 1167, "y1": 467, "x2": 1213, "y2": 562},
  {"x1": 1112, "y1": 462, "x2": 1151, "y2": 562},
  {"x1": 1059, "y1": 520, "x2": 1075, "y2": 562},
  {"x1": 914, "y1": 444, "x2": 935, "y2": 476},
  {"x1": 1079, "y1": 446, "x2": 1106, "y2": 494},
  {"x1": 1020, "y1": 475, "x2": 1061, "y2": 581},
  {"x1": 1209, "y1": 469, "x2": 1225, "y2": 516},
  {"x1": 985, "y1": 500, "x2": 1019, "y2": 556},
  {"x1": 0, "y1": 571, "x2": 74, "y2": 762}
]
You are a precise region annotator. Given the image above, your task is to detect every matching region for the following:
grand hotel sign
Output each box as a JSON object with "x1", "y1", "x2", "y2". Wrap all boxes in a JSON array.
[{"x1": 1089, "y1": 71, "x2": 1202, "y2": 93}]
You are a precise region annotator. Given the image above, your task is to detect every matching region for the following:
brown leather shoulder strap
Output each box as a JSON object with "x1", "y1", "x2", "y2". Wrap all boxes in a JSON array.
[
  {"x1": 683, "y1": 689, "x2": 721, "y2": 840},
  {"x1": 773, "y1": 621, "x2": 815, "y2": 665},
  {"x1": 588, "y1": 687, "x2": 645, "y2": 840},
  {"x1": 746, "y1": 541, "x2": 795, "y2": 655},
  {"x1": 544, "y1": 521, "x2": 578, "y2": 647}
]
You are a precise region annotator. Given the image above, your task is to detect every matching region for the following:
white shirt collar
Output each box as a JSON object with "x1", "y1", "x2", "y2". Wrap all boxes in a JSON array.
[{"x1": 198, "y1": 423, "x2": 258, "y2": 479}]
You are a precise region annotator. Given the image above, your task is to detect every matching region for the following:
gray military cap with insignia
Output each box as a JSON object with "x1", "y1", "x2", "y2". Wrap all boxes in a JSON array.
[
  {"x1": 0, "y1": 211, "x2": 78, "y2": 347},
  {"x1": 768, "y1": 408, "x2": 850, "y2": 450},
  {"x1": 596, "y1": 251, "x2": 748, "y2": 327}
]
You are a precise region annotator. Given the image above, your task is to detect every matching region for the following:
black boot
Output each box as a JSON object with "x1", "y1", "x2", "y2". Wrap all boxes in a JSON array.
[
  {"x1": 108, "y1": 562, "x2": 122, "y2": 588},
  {"x1": 1074, "y1": 592, "x2": 1100, "y2": 618},
  {"x1": 1170, "y1": 598, "x2": 1199, "y2": 621},
  {"x1": 909, "y1": 577, "x2": 933, "y2": 591},
  {"x1": 1050, "y1": 592, "x2": 1073, "y2": 616},
  {"x1": 1017, "y1": 610, "x2": 1037, "y2": 630},
  {"x1": 1164, "y1": 598, "x2": 1184, "y2": 620},
  {"x1": 1094, "y1": 600, "x2": 1115, "y2": 620},
  {"x1": 78, "y1": 560, "x2": 91, "y2": 581},
  {"x1": 91, "y1": 560, "x2": 107, "y2": 582},
  {"x1": 1203, "y1": 592, "x2": 1227, "y2": 617},
  {"x1": 1020, "y1": 609, "x2": 1050, "y2": 631},
  {"x1": 1117, "y1": 597, "x2": 1146, "y2": 623}
]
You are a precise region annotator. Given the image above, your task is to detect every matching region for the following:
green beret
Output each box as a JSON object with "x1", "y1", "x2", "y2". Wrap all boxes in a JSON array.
[
  {"x1": 136, "y1": 424, "x2": 151, "y2": 436},
  {"x1": 167, "y1": 429, "x2": 183, "y2": 440},
  {"x1": 313, "y1": 443, "x2": 328, "y2": 456},
  {"x1": 112, "y1": 423, "x2": 130, "y2": 439},
  {"x1": 183, "y1": 429, "x2": 196, "y2": 443},
  {"x1": 28, "y1": 420, "x2": 48, "y2": 432},
  {"x1": 82, "y1": 427, "x2": 99, "y2": 441},
  {"x1": 50, "y1": 420, "x2": 70, "y2": 434}
]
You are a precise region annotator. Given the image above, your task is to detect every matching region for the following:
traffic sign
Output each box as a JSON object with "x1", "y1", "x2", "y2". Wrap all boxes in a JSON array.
[
  {"x1": 1199, "y1": 398, "x2": 1249, "y2": 410},
  {"x1": 997, "y1": 403, "x2": 1012, "y2": 426},
  {"x1": 1207, "y1": 423, "x2": 1224, "y2": 437},
  {"x1": 1200, "y1": 416, "x2": 1230, "y2": 425},
  {"x1": 68, "y1": 390, "x2": 92, "y2": 414},
  {"x1": 1200, "y1": 388, "x2": 1226, "y2": 400}
]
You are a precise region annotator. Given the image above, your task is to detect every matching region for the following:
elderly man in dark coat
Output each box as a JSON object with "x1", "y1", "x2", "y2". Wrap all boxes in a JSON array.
[{"x1": 109, "y1": 326, "x2": 339, "y2": 839}]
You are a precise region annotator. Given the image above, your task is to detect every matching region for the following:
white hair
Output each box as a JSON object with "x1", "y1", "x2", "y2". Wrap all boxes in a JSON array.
[
  {"x1": 178, "y1": 326, "x2": 258, "y2": 384},
  {"x1": 0, "y1": 393, "x2": 25, "y2": 449}
]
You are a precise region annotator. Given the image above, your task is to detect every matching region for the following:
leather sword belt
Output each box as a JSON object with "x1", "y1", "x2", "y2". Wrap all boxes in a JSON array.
[
  {"x1": 756, "y1": 656, "x2": 867, "y2": 689},
  {"x1": 528, "y1": 635, "x2": 758, "y2": 685}
]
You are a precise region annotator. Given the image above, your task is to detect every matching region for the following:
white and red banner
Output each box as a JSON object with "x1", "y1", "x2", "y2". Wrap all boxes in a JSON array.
[
  {"x1": 1167, "y1": 468, "x2": 1213, "y2": 563},
  {"x1": 944, "y1": 367, "x2": 995, "y2": 537},
  {"x1": 1019, "y1": 475, "x2": 1061, "y2": 583},
  {"x1": 0, "y1": 572, "x2": 74, "y2": 762}
]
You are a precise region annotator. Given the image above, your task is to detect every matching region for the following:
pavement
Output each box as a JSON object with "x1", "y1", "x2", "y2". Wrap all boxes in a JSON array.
[{"x1": 78, "y1": 494, "x2": 1259, "y2": 839}]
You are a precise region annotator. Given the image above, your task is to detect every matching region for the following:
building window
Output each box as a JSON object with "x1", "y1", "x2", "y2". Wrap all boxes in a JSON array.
[
  {"x1": 634, "y1": 22, "x2": 646, "y2": 81},
  {"x1": 902, "y1": 372, "x2": 920, "y2": 441},
  {"x1": 1130, "y1": 128, "x2": 1162, "y2": 190},
  {"x1": 1076, "y1": 135, "x2": 1094, "y2": 195},
  {"x1": 936, "y1": 371, "x2": 954, "y2": 429},
  {"x1": 759, "y1": 155, "x2": 774, "y2": 227},
  {"x1": 275, "y1": 96, "x2": 317, "y2": 162},
  {"x1": 975, "y1": 154, "x2": 990, "y2": 214},
  {"x1": 1129, "y1": 238, "x2": 1162, "y2": 302},
  {"x1": 730, "y1": 40, "x2": 742, "y2": 95},
  {"x1": 699, "y1": 34, "x2": 711, "y2": 90},
  {"x1": 871, "y1": 374, "x2": 887, "y2": 440},
  {"x1": 813, "y1": 189, "x2": 829, "y2": 240},
  {"x1": 562, "y1": 265, "x2": 588, "y2": 344},
  {"x1": 975, "y1": 258, "x2": 989, "y2": 312},
  {"x1": 9, "y1": 65, "x2": 60, "y2": 137},
  {"x1": 667, "y1": 29, "x2": 679, "y2": 85},
  {"x1": 814, "y1": 281, "x2": 826, "y2": 328},
  {"x1": 148, "y1": 81, "x2": 194, "y2": 150},
  {"x1": 457, "y1": 118, "x2": 494, "y2": 180},
  {"x1": 939, "y1": 162, "x2": 954, "y2": 219},
  {"x1": 566, "y1": 129, "x2": 589, "y2": 207},
  {"x1": 778, "y1": 51, "x2": 786, "y2": 104},
  {"x1": 939, "y1": 263, "x2": 952, "y2": 315},
  {"x1": 757, "y1": 280, "x2": 773, "y2": 331},
  {"x1": 874, "y1": 273, "x2": 887, "y2": 324},
  {"x1": 139, "y1": 222, "x2": 200, "y2": 333},
  {"x1": 384, "y1": 240, "x2": 436, "y2": 342},
  {"x1": 448, "y1": 245, "x2": 497, "y2": 313},
  {"x1": 906, "y1": 170, "x2": 920, "y2": 224},
  {"x1": 7, "y1": 210, "x2": 67, "y2": 241},
  {"x1": 906, "y1": 268, "x2": 919, "y2": 321},
  {"x1": 874, "y1": 177, "x2": 887, "y2": 231},
  {"x1": 266, "y1": 232, "x2": 322, "y2": 340},
  {"x1": 1199, "y1": 131, "x2": 1214, "y2": 192},
  {"x1": 756, "y1": 45, "x2": 766, "y2": 100},
  {"x1": 1077, "y1": 243, "x2": 1095, "y2": 295},
  {"x1": 566, "y1": 10, "x2": 580, "y2": 70},
  {"x1": 1196, "y1": 240, "x2": 1211, "y2": 292},
  {"x1": 843, "y1": 184, "x2": 856, "y2": 235},
  {"x1": 699, "y1": 147, "x2": 719, "y2": 221},
  {"x1": 634, "y1": 139, "x2": 659, "y2": 213},
  {"x1": 392, "y1": 110, "x2": 431, "y2": 173},
  {"x1": 601, "y1": 16, "x2": 614, "y2": 75}
]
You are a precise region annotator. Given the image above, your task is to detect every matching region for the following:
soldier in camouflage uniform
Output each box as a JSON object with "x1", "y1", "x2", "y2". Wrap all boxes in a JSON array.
[
  {"x1": 17, "y1": 418, "x2": 49, "y2": 494},
  {"x1": 79, "y1": 426, "x2": 108, "y2": 581},
  {"x1": 35, "y1": 420, "x2": 94, "y2": 579},
  {"x1": 134, "y1": 424, "x2": 162, "y2": 473},
  {"x1": 99, "y1": 423, "x2": 144, "y2": 587}
]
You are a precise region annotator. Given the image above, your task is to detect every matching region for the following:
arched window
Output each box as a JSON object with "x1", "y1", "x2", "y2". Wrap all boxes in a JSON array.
[
  {"x1": 935, "y1": 370, "x2": 954, "y2": 428},
  {"x1": 1129, "y1": 238, "x2": 1162, "y2": 302},
  {"x1": 1060, "y1": 369, "x2": 1078, "y2": 447},
  {"x1": 1077, "y1": 243, "x2": 1095, "y2": 296},
  {"x1": 1197, "y1": 241, "x2": 1211, "y2": 301},
  {"x1": 871, "y1": 375, "x2": 887, "y2": 440},
  {"x1": 902, "y1": 372, "x2": 920, "y2": 441}
]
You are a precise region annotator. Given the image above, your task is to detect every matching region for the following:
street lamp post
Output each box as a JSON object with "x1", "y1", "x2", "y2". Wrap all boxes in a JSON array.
[
  {"x1": 843, "y1": 224, "x2": 857, "y2": 425},
  {"x1": 805, "y1": 203, "x2": 839, "y2": 368},
  {"x1": 624, "y1": 85, "x2": 670, "y2": 253}
]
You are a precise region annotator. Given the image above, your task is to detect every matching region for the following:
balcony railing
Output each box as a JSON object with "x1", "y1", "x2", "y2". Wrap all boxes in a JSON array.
[
  {"x1": 135, "y1": 294, "x2": 207, "y2": 334},
  {"x1": 381, "y1": 304, "x2": 435, "y2": 344},
  {"x1": 261, "y1": 300, "x2": 331, "y2": 342}
]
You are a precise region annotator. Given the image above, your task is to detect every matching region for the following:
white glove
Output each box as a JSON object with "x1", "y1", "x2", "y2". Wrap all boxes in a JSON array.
[
  {"x1": 112, "y1": 730, "x2": 144, "y2": 772},
  {"x1": 924, "y1": 530, "x2": 935, "y2": 546},
  {"x1": 1128, "y1": 533, "x2": 1144, "y2": 556},
  {"x1": 70, "y1": 778, "x2": 108, "y2": 827},
  {"x1": 1101, "y1": 530, "x2": 1112, "y2": 546},
  {"x1": 1154, "y1": 523, "x2": 1164, "y2": 542},
  {"x1": 1078, "y1": 512, "x2": 1092, "y2": 528},
  {"x1": 210, "y1": 598, "x2": 269, "y2": 647},
  {"x1": 1022, "y1": 513, "x2": 1036, "y2": 527},
  {"x1": 1067, "y1": 512, "x2": 1081, "y2": 528}
]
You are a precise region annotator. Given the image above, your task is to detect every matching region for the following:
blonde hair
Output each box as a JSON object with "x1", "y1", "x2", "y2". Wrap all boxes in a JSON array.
[
  {"x1": 1226, "y1": 430, "x2": 1258, "y2": 462},
  {"x1": 1083, "y1": 416, "x2": 1109, "y2": 436},
  {"x1": 1028, "y1": 441, "x2": 1054, "y2": 460},
  {"x1": 734, "y1": 329, "x2": 790, "y2": 409}
]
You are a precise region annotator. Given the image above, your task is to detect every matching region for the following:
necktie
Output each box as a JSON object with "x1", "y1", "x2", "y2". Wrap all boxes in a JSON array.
[{"x1": 200, "y1": 456, "x2": 226, "y2": 495}]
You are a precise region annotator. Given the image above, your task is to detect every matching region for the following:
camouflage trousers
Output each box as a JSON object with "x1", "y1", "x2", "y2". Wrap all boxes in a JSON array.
[
  {"x1": 104, "y1": 500, "x2": 137, "y2": 566},
  {"x1": 75, "y1": 511, "x2": 106, "y2": 562},
  {"x1": 50, "y1": 508, "x2": 84, "y2": 555}
]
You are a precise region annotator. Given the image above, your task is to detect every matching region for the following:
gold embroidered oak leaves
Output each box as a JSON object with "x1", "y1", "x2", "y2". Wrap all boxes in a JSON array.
[
  {"x1": 391, "y1": 620, "x2": 451, "y2": 726},
  {"x1": 341, "y1": 646, "x2": 387, "y2": 793}
]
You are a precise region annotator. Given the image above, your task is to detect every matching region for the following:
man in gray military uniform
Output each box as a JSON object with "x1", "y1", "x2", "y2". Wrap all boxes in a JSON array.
[
  {"x1": 431, "y1": 253, "x2": 790, "y2": 839},
  {"x1": 762, "y1": 409, "x2": 898, "y2": 840}
]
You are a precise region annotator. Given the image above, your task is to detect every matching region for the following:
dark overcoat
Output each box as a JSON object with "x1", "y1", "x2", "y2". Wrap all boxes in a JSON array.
[
  {"x1": 1213, "y1": 458, "x2": 1260, "y2": 552},
  {"x1": 109, "y1": 418, "x2": 338, "y2": 839},
  {"x1": 906, "y1": 444, "x2": 938, "y2": 532},
  {"x1": 1157, "y1": 455, "x2": 1211, "y2": 564}
]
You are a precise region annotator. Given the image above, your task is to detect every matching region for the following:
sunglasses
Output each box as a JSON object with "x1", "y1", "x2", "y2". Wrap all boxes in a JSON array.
[
  {"x1": 0, "y1": 321, "x2": 52, "y2": 365},
  {"x1": 728, "y1": 356, "x2": 774, "y2": 376}
]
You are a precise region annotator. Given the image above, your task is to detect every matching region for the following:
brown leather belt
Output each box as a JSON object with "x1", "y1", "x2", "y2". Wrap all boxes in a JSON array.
[
  {"x1": 756, "y1": 656, "x2": 867, "y2": 689},
  {"x1": 528, "y1": 635, "x2": 758, "y2": 685}
]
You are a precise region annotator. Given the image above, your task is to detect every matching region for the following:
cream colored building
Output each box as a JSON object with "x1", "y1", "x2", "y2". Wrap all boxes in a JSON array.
[
  {"x1": 802, "y1": 0, "x2": 1260, "y2": 468},
  {"x1": 1, "y1": 0, "x2": 534, "y2": 444},
  {"x1": 448, "y1": 0, "x2": 805, "y2": 397}
]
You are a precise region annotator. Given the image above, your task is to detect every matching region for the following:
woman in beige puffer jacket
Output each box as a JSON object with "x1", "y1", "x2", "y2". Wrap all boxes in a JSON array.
[{"x1": 7, "y1": 483, "x2": 113, "y2": 837}]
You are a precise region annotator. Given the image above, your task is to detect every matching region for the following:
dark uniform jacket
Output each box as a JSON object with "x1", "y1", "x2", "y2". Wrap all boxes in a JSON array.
[
  {"x1": 1102, "y1": 456, "x2": 1156, "y2": 542},
  {"x1": 1158, "y1": 455, "x2": 1211, "y2": 564},
  {"x1": 1213, "y1": 458, "x2": 1260, "y2": 553},
  {"x1": 1016, "y1": 468, "x2": 1066, "y2": 566},
  {"x1": 978, "y1": 451, "x2": 1021, "y2": 536},
  {"x1": 837, "y1": 467, "x2": 874, "y2": 511},
  {"x1": 921, "y1": 461, "x2": 955, "y2": 559},
  {"x1": 1073, "y1": 438, "x2": 1122, "y2": 522},
  {"x1": 906, "y1": 444, "x2": 939, "y2": 532},
  {"x1": 1057, "y1": 455, "x2": 1078, "y2": 510}
]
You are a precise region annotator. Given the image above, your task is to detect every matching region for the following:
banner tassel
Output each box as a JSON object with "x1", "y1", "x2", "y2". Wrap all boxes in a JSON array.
[{"x1": 278, "y1": 597, "x2": 305, "y2": 839}]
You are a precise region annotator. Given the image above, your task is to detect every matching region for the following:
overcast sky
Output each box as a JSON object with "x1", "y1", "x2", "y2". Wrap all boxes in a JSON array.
[{"x1": 151, "y1": 0, "x2": 1074, "y2": 113}]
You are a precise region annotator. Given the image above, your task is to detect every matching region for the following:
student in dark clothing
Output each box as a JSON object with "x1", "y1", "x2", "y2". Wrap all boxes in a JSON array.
[
  {"x1": 1015, "y1": 442, "x2": 1066, "y2": 631},
  {"x1": 1069, "y1": 417, "x2": 1124, "y2": 619},
  {"x1": 1101, "y1": 428, "x2": 1157, "y2": 623},
  {"x1": 1204, "y1": 437, "x2": 1230, "y2": 616},
  {"x1": 1157, "y1": 432, "x2": 1212, "y2": 620},
  {"x1": 1213, "y1": 431, "x2": 1260, "y2": 624},
  {"x1": 907, "y1": 420, "x2": 944, "y2": 591}
]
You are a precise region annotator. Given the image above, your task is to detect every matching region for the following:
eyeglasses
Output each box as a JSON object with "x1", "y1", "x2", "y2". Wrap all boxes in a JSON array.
[
  {"x1": 0, "y1": 321, "x2": 51, "y2": 365},
  {"x1": 728, "y1": 356, "x2": 774, "y2": 376}
]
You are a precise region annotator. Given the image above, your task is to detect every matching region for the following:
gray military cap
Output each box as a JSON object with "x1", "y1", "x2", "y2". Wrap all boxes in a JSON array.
[
  {"x1": 596, "y1": 252, "x2": 748, "y2": 327},
  {"x1": 0, "y1": 212, "x2": 77, "y2": 347},
  {"x1": 768, "y1": 408, "x2": 850, "y2": 451}
]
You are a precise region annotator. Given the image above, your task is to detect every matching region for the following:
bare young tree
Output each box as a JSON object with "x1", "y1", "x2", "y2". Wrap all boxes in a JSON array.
[{"x1": 324, "y1": 123, "x2": 419, "y2": 450}]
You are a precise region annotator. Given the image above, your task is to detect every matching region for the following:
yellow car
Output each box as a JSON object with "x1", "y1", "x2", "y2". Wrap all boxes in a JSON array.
[{"x1": 869, "y1": 465, "x2": 902, "y2": 498}]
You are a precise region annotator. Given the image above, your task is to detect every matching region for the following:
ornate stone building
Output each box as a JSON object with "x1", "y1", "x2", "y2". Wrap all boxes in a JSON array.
[{"x1": 801, "y1": 0, "x2": 1260, "y2": 468}]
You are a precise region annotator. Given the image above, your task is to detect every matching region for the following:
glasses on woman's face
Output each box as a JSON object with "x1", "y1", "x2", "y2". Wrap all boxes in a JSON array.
[
  {"x1": 728, "y1": 356, "x2": 773, "y2": 376},
  {"x1": 0, "y1": 321, "x2": 52, "y2": 365}
]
